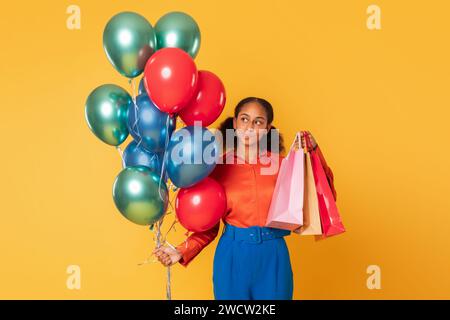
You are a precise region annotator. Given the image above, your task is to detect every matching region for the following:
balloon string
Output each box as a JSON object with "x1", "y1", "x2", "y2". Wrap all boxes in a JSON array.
[
  {"x1": 161, "y1": 190, "x2": 179, "y2": 245},
  {"x1": 167, "y1": 182, "x2": 177, "y2": 214},
  {"x1": 138, "y1": 217, "x2": 164, "y2": 265},
  {"x1": 154, "y1": 204, "x2": 180, "y2": 300},
  {"x1": 162, "y1": 219, "x2": 177, "y2": 244},
  {"x1": 116, "y1": 146, "x2": 125, "y2": 168},
  {"x1": 169, "y1": 187, "x2": 175, "y2": 211},
  {"x1": 166, "y1": 263, "x2": 171, "y2": 300},
  {"x1": 149, "y1": 152, "x2": 159, "y2": 168},
  {"x1": 158, "y1": 115, "x2": 171, "y2": 201},
  {"x1": 137, "y1": 195, "x2": 178, "y2": 297},
  {"x1": 137, "y1": 212, "x2": 175, "y2": 300},
  {"x1": 156, "y1": 218, "x2": 172, "y2": 300},
  {"x1": 137, "y1": 110, "x2": 175, "y2": 300},
  {"x1": 129, "y1": 78, "x2": 143, "y2": 149}
]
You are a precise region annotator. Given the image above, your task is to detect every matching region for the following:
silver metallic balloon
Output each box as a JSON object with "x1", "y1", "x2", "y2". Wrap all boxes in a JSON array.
[
  {"x1": 103, "y1": 12, "x2": 156, "y2": 78},
  {"x1": 113, "y1": 166, "x2": 168, "y2": 226},
  {"x1": 155, "y1": 11, "x2": 201, "y2": 59},
  {"x1": 85, "y1": 84, "x2": 131, "y2": 146}
]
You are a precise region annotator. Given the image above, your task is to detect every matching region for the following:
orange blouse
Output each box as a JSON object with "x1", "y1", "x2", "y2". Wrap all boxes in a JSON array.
[{"x1": 176, "y1": 145, "x2": 337, "y2": 267}]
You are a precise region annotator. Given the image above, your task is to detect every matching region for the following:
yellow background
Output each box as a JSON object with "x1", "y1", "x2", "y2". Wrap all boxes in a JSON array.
[{"x1": 1, "y1": 0, "x2": 449, "y2": 299}]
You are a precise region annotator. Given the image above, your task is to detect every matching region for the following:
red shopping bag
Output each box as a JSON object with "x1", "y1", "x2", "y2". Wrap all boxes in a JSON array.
[{"x1": 306, "y1": 135, "x2": 345, "y2": 238}]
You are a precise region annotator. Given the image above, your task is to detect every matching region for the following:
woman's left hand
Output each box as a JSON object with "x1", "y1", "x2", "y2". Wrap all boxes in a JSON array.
[
  {"x1": 297, "y1": 131, "x2": 317, "y2": 152},
  {"x1": 305, "y1": 131, "x2": 318, "y2": 151}
]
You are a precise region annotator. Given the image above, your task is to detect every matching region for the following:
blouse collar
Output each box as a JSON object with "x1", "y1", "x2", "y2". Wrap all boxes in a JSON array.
[{"x1": 222, "y1": 149, "x2": 272, "y2": 165}]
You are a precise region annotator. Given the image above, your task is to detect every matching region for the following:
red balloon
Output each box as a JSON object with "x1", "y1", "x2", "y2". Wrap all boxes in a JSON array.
[
  {"x1": 144, "y1": 47, "x2": 198, "y2": 114},
  {"x1": 179, "y1": 70, "x2": 226, "y2": 127},
  {"x1": 175, "y1": 177, "x2": 227, "y2": 232}
]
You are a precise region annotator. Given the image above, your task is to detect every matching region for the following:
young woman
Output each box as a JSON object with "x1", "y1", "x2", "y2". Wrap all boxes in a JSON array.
[{"x1": 153, "y1": 97, "x2": 337, "y2": 300}]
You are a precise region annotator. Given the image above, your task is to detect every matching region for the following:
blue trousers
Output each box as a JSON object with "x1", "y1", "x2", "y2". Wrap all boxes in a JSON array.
[{"x1": 212, "y1": 223, "x2": 294, "y2": 300}]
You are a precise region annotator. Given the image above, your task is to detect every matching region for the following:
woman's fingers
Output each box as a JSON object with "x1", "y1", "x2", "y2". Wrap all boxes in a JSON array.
[
  {"x1": 159, "y1": 254, "x2": 170, "y2": 266},
  {"x1": 300, "y1": 131, "x2": 306, "y2": 148},
  {"x1": 154, "y1": 249, "x2": 163, "y2": 257},
  {"x1": 153, "y1": 246, "x2": 182, "y2": 267},
  {"x1": 304, "y1": 131, "x2": 316, "y2": 151},
  {"x1": 153, "y1": 247, "x2": 174, "y2": 266},
  {"x1": 160, "y1": 254, "x2": 171, "y2": 266},
  {"x1": 158, "y1": 252, "x2": 169, "y2": 261},
  {"x1": 154, "y1": 248, "x2": 167, "y2": 261},
  {"x1": 304, "y1": 132, "x2": 310, "y2": 150}
]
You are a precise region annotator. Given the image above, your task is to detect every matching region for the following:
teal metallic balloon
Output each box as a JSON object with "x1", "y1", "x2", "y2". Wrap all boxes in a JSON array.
[
  {"x1": 155, "y1": 11, "x2": 201, "y2": 59},
  {"x1": 103, "y1": 12, "x2": 156, "y2": 78},
  {"x1": 113, "y1": 166, "x2": 169, "y2": 226},
  {"x1": 85, "y1": 84, "x2": 131, "y2": 146}
]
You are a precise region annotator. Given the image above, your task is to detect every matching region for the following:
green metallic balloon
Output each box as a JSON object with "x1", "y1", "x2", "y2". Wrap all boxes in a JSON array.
[
  {"x1": 113, "y1": 166, "x2": 169, "y2": 226},
  {"x1": 103, "y1": 12, "x2": 156, "y2": 78},
  {"x1": 155, "y1": 11, "x2": 201, "y2": 59},
  {"x1": 85, "y1": 84, "x2": 130, "y2": 146}
]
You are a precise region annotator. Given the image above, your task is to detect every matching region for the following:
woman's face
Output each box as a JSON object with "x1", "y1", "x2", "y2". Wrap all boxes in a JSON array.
[{"x1": 233, "y1": 102, "x2": 271, "y2": 147}]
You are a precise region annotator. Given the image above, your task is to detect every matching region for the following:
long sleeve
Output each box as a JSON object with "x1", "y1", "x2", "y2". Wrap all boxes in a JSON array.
[
  {"x1": 175, "y1": 221, "x2": 221, "y2": 267},
  {"x1": 315, "y1": 145, "x2": 337, "y2": 201}
]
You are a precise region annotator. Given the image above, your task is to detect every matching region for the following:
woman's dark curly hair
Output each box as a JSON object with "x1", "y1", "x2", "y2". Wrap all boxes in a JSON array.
[{"x1": 218, "y1": 97, "x2": 285, "y2": 155}]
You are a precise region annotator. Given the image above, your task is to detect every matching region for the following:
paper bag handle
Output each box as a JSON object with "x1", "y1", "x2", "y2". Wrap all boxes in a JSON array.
[
  {"x1": 286, "y1": 132, "x2": 307, "y2": 159},
  {"x1": 288, "y1": 132, "x2": 303, "y2": 153}
]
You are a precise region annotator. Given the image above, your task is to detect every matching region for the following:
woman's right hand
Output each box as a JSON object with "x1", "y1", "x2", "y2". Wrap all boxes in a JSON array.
[{"x1": 153, "y1": 245, "x2": 183, "y2": 267}]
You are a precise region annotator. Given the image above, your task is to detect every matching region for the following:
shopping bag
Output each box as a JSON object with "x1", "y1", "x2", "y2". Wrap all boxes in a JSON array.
[
  {"x1": 265, "y1": 132, "x2": 304, "y2": 231},
  {"x1": 293, "y1": 149, "x2": 323, "y2": 235},
  {"x1": 306, "y1": 135, "x2": 345, "y2": 237}
]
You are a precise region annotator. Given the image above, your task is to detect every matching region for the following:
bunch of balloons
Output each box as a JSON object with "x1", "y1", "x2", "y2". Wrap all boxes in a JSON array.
[{"x1": 85, "y1": 11, "x2": 227, "y2": 235}]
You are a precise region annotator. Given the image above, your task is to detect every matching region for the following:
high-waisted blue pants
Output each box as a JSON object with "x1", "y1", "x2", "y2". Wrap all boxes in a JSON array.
[{"x1": 213, "y1": 223, "x2": 293, "y2": 300}]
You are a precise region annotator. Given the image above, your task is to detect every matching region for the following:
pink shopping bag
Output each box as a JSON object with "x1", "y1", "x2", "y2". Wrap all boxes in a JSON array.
[
  {"x1": 306, "y1": 135, "x2": 345, "y2": 238},
  {"x1": 265, "y1": 132, "x2": 304, "y2": 231}
]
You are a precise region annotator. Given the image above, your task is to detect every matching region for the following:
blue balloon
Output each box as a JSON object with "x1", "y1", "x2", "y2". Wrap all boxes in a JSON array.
[
  {"x1": 138, "y1": 77, "x2": 146, "y2": 95},
  {"x1": 123, "y1": 140, "x2": 164, "y2": 175},
  {"x1": 166, "y1": 126, "x2": 219, "y2": 188},
  {"x1": 127, "y1": 94, "x2": 176, "y2": 153}
]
